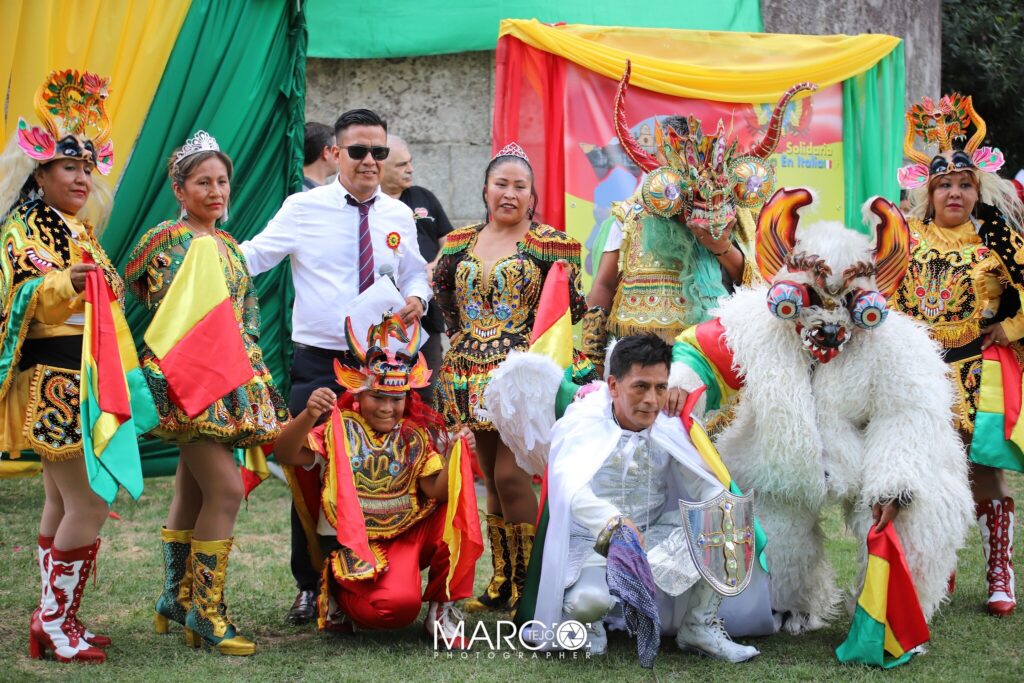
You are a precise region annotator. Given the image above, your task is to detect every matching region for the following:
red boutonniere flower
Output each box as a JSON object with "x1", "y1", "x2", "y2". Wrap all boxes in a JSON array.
[{"x1": 386, "y1": 232, "x2": 401, "y2": 250}]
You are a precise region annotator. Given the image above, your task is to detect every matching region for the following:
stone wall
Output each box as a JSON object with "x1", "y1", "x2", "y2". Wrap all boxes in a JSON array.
[
  {"x1": 761, "y1": 0, "x2": 941, "y2": 105},
  {"x1": 304, "y1": 1, "x2": 942, "y2": 225},
  {"x1": 306, "y1": 53, "x2": 495, "y2": 227}
]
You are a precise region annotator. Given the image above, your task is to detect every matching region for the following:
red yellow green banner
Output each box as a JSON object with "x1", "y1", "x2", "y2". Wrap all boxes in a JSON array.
[
  {"x1": 142, "y1": 236, "x2": 253, "y2": 419},
  {"x1": 836, "y1": 524, "x2": 930, "y2": 667},
  {"x1": 970, "y1": 345, "x2": 1024, "y2": 472},
  {"x1": 442, "y1": 437, "x2": 483, "y2": 596},
  {"x1": 80, "y1": 258, "x2": 158, "y2": 503}
]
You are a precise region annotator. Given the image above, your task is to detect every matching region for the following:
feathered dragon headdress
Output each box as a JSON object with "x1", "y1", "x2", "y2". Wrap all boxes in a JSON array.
[
  {"x1": 897, "y1": 93, "x2": 1004, "y2": 190},
  {"x1": 335, "y1": 312, "x2": 431, "y2": 395},
  {"x1": 16, "y1": 69, "x2": 114, "y2": 175}
]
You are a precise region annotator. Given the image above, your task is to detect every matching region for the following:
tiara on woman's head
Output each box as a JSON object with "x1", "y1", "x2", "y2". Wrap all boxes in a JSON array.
[
  {"x1": 492, "y1": 142, "x2": 530, "y2": 163},
  {"x1": 175, "y1": 130, "x2": 220, "y2": 166}
]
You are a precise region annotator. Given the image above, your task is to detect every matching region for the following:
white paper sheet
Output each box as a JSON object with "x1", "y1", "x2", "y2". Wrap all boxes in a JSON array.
[{"x1": 346, "y1": 276, "x2": 429, "y2": 349}]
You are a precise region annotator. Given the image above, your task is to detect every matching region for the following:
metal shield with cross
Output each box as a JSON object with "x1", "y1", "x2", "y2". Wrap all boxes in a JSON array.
[{"x1": 679, "y1": 489, "x2": 756, "y2": 597}]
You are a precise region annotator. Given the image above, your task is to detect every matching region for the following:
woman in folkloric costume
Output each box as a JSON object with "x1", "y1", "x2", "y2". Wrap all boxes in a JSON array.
[
  {"x1": 893, "y1": 93, "x2": 1024, "y2": 616},
  {"x1": 125, "y1": 131, "x2": 288, "y2": 655},
  {"x1": 0, "y1": 70, "x2": 121, "y2": 663},
  {"x1": 432, "y1": 143, "x2": 594, "y2": 611}
]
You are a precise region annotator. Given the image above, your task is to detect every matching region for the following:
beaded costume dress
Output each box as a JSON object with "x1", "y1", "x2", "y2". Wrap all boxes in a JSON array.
[
  {"x1": 125, "y1": 221, "x2": 288, "y2": 447},
  {"x1": 605, "y1": 198, "x2": 759, "y2": 344},
  {"x1": 432, "y1": 222, "x2": 587, "y2": 429},
  {"x1": 0, "y1": 200, "x2": 123, "y2": 460},
  {"x1": 893, "y1": 211, "x2": 1024, "y2": 433}
]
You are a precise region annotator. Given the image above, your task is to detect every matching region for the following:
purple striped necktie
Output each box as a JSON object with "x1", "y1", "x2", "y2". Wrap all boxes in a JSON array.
[{"x1": 347, "y1": 194, "x2": 377, "y2": 292}]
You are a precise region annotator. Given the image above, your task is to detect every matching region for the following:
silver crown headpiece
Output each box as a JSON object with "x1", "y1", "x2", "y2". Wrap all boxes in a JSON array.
[
  {"x1": 174, "y1": 130, "x2": 220, "y2": 166},
  {"x1": 493, "y1": 141, "x2": 530, "y2": 163}
]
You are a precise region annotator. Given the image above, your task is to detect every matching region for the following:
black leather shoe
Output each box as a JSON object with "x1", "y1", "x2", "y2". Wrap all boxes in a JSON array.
[{"x1": 287, "y1": 589, "x2": 317, "y2": 624}]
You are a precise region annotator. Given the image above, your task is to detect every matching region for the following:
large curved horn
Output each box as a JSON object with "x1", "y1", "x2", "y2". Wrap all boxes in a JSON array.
[
  {"x1": 614, "y1": 60, "x2": 659, "y2": 173},
  {"x1": 863, "y1": 196, "x2": 912, "y2": 298},
  {"x1": 343, "y1": 316, "x2": 367, "y2": 365},
  {"x1": 756, "y1": 187, "x2": 814, "y2": 281},
  {"x1": 963, "y1": 95, "x2": 987, "y2": 155},
  {"x1": 749, "y1": 82, "x2": 818, "y2": 159}
]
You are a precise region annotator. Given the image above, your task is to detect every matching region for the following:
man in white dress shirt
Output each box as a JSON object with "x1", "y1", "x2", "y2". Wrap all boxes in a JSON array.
[{"x1": 240, "y1": 108, "x2": 431, "y2": 624}]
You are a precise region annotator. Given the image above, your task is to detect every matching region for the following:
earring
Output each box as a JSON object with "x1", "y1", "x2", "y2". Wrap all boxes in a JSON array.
[
  {"x1": 37, "y1": 187, "x2": 45, "y2": 199},
  {"x1": 178, "y1": 203, "x2": 188, "y2": 221},
  {"x1": 221, "y1": 204, "x2": 229, "y2": 224},
  {"x1": 527, "y1": 206, "x2": 536, "y2": 220}
]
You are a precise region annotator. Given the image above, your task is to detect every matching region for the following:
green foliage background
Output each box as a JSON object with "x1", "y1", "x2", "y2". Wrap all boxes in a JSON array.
[{"x1": 943, "y1": 1, "x2": 1024, "y2": 173}]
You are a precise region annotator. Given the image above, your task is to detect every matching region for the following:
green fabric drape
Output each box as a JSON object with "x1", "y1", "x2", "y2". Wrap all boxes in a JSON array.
[
  {"x1": 103, "y1": 0, "x2": 306, "y2": 474},
  {"x1": 842, "y1": 42, "x2": 905, "y2": 232},
  {"x1": 307, "y1": 0, "x2": 762, "y2": 58}
]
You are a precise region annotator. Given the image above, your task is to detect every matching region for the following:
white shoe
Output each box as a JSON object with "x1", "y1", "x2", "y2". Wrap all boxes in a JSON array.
[
  {"x1": 425, "y1": 601, "x2": 468, "y2": 650},
  {"x1": 676, "y1": 582, "x2": 759, "y2": 663},
  {"x1": 585, "y1": 621, "x2": 608, "y2": 655}
]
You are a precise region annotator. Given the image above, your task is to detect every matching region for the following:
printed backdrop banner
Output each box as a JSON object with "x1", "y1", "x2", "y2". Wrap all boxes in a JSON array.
[
  {"x1": 493, "y1": 20, "x2": 905, "y2": 255},
  {"x1": 563, "y1": 64, "x2": 844, "y2": 282}
]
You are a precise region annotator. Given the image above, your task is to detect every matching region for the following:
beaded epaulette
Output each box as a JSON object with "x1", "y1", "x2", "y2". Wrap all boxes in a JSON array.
[
  {"x1": 124, "y1": 220, "x2": 192, "y2": 286},
  {"x1": 522, "y1": 224, "x2": 581, "y2": 268},
  {"x1": 440, "y1": 225, "x2": 483, "y2": 255}
]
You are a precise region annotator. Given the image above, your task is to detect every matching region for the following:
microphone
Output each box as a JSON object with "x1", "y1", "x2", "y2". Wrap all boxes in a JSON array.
[{"x1": 378, "y1": 263, "x2": 397, "y2": 287}]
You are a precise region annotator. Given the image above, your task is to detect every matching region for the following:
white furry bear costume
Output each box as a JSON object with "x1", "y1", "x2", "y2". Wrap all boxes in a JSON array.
[{"x1": 669, "y1": 187, "x2": 974, "y2": 633}]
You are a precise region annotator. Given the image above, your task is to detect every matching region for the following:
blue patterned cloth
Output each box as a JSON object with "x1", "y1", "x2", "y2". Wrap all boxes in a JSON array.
[{"x1": 606, "y1": 525, "x2": 661, "y2": 668}]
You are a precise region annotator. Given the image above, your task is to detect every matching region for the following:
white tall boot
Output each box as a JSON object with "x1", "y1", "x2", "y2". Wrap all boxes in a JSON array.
[{"x1": 675, "y1": 581, "x2": 759, "y2": 663}]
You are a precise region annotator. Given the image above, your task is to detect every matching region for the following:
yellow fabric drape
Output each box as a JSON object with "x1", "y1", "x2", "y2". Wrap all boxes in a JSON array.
[
  {"x1": 499, "y1": 19, "x2": 900, "y2": 102},
  {"x1": 0, "y1": 0, "x2": 192, "y2": 185}
]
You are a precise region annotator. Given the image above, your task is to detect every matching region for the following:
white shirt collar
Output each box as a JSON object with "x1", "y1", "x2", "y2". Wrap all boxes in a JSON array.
[{"x1": 334, "y1": 177, "x2": 381, "y2": 204}]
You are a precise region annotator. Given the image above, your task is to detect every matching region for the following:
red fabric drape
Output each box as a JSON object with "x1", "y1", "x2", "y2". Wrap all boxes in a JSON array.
[{"x1": 493, "y1": 35, "x2": 567, "y2": 231}]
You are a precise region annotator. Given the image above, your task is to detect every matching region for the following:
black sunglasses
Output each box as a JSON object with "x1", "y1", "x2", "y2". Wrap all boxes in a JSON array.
[{"x1": 343, "y1": 145, "x2": 390, "y2": 161}]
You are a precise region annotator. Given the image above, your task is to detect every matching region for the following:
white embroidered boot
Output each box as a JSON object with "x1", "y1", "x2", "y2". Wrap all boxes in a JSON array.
[
  {"x1": 675, "y1": 581, "x2": 760, "y2": 663},
  {"x1": 29, "y1": 543, "x2": 106, "y2": 663},
  {"x1": 978, "y1": 497, "x2": 1016, "y2": 617}
]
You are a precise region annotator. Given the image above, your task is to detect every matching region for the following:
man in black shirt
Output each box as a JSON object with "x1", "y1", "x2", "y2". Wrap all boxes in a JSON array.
[{"x1": 381, "y1": 135, "x2": 454, "y2": 404}]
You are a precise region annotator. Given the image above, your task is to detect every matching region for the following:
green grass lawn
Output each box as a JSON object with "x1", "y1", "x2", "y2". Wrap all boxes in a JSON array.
[{"x1": 0, "y1": 472, "x2": 1021, "y2": 682}]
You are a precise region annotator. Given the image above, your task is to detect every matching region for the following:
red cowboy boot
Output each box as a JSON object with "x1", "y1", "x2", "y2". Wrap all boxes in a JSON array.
[
  {"x1": 29, "y1": 542, "x2": 106, "y2": 663},
  {"x1": 977, "y1": 498, "x2": 1016, "y2": 617}
]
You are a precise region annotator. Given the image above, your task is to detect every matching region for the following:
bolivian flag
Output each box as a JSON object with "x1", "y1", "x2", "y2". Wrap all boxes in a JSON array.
[
  {"x1": 836, "y1": 524, "x2": 930, "y2": 668},
  {"x1": 443, "y1": 436, "x2": 483, "y2": 595},
  {"x1": 80, "y1": 258, "x2": 159, "y2": 504},
  {"x1": 238, "y1": 443, "x2": 273, "y2": 499},
  {"x1": 672, "y1": 318, "x2": 767, "y2": 569},
  {"x1": 672, "y1": 318, "x2": 744, "y2": 413},
  {"x1": 529, "y1": 261, "x2": 582, "y2": 415},
  {"x1": 516, "y1": 261, "x2": 597, "y2": 624},
  {"x1": 969, "y1": 345, "x2": 1024, "y2": 472},
  {"x1": 143, "y1": 236, "x2": 253, "y2": 418}
]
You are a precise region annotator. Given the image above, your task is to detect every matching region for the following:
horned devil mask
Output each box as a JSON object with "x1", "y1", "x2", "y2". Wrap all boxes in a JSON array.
[
  {"x1": 755, "y1": 188, "x2": 912, "y2": 363},
  {"x1": 614, "y1": 60, "x2": 816, "y2": 239}
]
